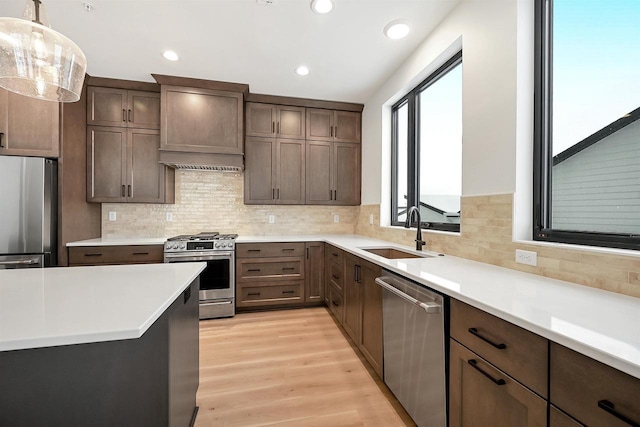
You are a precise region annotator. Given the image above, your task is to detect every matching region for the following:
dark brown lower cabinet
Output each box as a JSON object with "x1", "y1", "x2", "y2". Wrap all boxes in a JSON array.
[
  {"x1": 549, "y1": 406, "x2": 583, "y2": 427},
  {"x1": 449, "y1": 339, "x2": 547, "y2": 427},
  {"x1": 340, "y1": 254, "x2": 383, "y2": 378},
  {"x1": 305, "y1": 242, "x2": 324, "y2": 303},
  {"x1": 68, "y1": 245, "x2": 164, "y2": 266},
  {"x1": 550, "y1": 342, "x2": 640, "y2": 427}
]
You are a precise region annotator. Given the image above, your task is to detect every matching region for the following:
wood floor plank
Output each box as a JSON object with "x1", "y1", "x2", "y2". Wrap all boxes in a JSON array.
[{"x1": 195, "y1": 307, "x2": 415, "y2": 427}]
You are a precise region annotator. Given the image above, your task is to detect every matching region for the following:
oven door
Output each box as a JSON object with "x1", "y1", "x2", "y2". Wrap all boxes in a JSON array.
[{"x1": 164, "y1": 251, "x2": 234, "y2": 301}]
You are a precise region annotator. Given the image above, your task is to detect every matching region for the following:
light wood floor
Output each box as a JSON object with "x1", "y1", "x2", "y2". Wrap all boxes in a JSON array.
[{"x1": 195, "y1": 307, "x2": 415, "y2": 427}]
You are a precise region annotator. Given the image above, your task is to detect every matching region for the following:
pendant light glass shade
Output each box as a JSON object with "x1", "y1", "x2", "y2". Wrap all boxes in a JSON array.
[{"x1": 0, "y1": 1, "x2": 87, "y2": 102}]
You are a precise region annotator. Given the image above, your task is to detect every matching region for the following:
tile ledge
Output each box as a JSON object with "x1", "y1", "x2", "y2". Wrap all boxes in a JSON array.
[{"x1": 513, "y1": 238, "x2": 640, "y2": 259}]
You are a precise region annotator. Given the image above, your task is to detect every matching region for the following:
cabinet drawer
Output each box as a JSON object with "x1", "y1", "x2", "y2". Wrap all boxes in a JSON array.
[
  {"x1": 450, "y1": 299, "x2": 548, "y2": 397},
  {"x1": 327, "y1": 283, "x2": 343, "y2": 324},
  {"x1": 325, "y1": 245, "x2": 344, "y2": 265},
  {"x1": 327, "y1": 259, "x2": 344, "y2": 293},
  {"x1": 237, "y1": 281, "x2": 303, "y2": 307},
  {"x1": 550, "y1": 343, "x2": 640, "y2": 427},
  {"x1": 236, "y1": 242, "x2": 305, "y2": 258},
  {"x1": 449, "y1": 339, "x2": 547, "y2": 427},
  {"x1": 236, "y1": 257, "x2": 304, "y2": 281},
  {"x1": 69, "y1": 245, "x2": 163, "y2": 266}
]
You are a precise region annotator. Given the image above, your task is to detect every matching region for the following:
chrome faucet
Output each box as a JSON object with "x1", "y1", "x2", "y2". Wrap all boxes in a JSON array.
[{"x1": 404, "y1": 206, "x2": 426, "y2": 251}]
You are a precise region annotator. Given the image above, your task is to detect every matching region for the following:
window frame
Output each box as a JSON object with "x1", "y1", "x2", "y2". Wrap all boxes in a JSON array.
[
  {"x1": 391, "y1": 51, "x2": 463, "y2": 233},
  {"x1": 533, "y1": 0, "x2": 640, "y2": 251}
]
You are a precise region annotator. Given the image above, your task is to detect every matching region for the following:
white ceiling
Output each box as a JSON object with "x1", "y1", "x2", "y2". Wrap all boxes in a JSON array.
[{"x1": 1, "y1": 0, "x2": 461, "y2": 103}]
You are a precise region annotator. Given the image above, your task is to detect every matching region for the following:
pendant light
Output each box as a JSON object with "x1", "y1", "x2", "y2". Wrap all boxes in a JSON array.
[{"x1": 0, "y1": 0, "x2": 87, "y2": 102}]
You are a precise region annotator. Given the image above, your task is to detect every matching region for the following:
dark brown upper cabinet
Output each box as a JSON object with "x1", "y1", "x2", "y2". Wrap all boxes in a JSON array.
[
  {"x1": 245, "y1": 102, "x2": 305, "y2": 139},
  {"x1": 0, "y1": 88, "x2": 60, "y2": 158},
  {"x1": 87, "y1": 127, "x2": 174, "y2": 204},
  {"x1": 244, "y1": 137, "x2": 305, "y2": 205},
  {"x1": 160, "y1": 86, "x2": 243, "y2": 155},
  {"x1": 306, "y1": 109, "x2": 361, "y2": 143},
  {"x1": 305, "y1": 141, "x2": 360, "y2": 206},
  {"x1": 87, "y1": 87, "x2": 160, "y2": 130}
]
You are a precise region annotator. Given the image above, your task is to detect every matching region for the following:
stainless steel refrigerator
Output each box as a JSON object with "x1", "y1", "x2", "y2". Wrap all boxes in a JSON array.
[{"x1": 0, "y1": 156, "x2": 57, "y2": 269}]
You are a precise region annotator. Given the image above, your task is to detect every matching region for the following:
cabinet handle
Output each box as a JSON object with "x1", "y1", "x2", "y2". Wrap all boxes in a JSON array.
[
  {"x1": 272, "y1": 188, "x2": 275, "y2": 200},
  {"x1": 277, "y1": 188, "x2": 280, "y2": 199},
  {"x1": 467, "y1": 359, "x2": 506, "y2": 386},
  {"x1": 334, "y1": 189, "x2": 337, "y2": 200},
  {"x1": 0, "y1": 132, "x2": 4, "y2": 148},
  {"x1": 332, "y1": 300, "x2": 340, "y2": 307},
  {"x1": 468, "y1": 328, "x2": 507, "y2": 350},
  {"x1": 282, "y1": 290, "x2": 295, "y2": 294},
  {"x1": 248, "y1": 292, "x2": 261, "y2": 296},
  {"x1": 282, "y1": 248, "x2": 295, "y2": 252},
  {"x1": 331, "y1": 274, "x2": 339, "y2": 280},
  {"x1": 128, "y1": 109, "x2": 132, "y2": 122},
  {"x1": 332, "y1": 252, "x2": 338, "y2": 257},
  {"x1": 272, "y1": 121, "x2": 275, "y2": 133},
  {"x1": 306, "y1": 247, "x2": 309, "y2": 259},
  {"x1": 127, "y1": 184, "x2": 131, "y2": 197},
  {"x1": 84, "y1": 253, "x2": 103, "y2": 257},
  {"x1": 334, "y1": 126, "x2": 338, "y2": 137},
  {"x1": 121, "y1": 185, "x2": 125, "y2": 197},
  {"x1": 330, "y1": 126, "x2": 333, "y2": 137},
  {"x1": 123, "y1": 109, "x2": 126, "y2": 122},
  {"x1": 282, "y1": 267, "x2": 295, "y2": 271},
  {"x1": 247, "y1": 249, "x2": 261, "y2": 252},
  {"x1": 247, "y1": 268, "x2": 261, "y2": 272},
  {"x1": 132, "y1": 252, "x2": 149, "y2": 255},
  {"x1": 598, "y1": 400, "x2": 640, "y2": 427}
]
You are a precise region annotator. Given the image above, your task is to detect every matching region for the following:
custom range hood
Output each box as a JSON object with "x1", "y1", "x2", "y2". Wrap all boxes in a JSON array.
[{"x1": 153, "y1": 74, "x2": 248, "y2": 171}]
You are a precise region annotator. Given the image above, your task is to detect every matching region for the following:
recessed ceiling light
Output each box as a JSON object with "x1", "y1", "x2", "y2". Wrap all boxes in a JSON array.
[
  {"x1": 310, "y1": 0, "x2": 334, "y2": 14},
  {"x1": 163, "y1": 50, "x2": 179, "y2": 61},
  {"x1": 295, "y1": 65, "x2": 310, "y2": 76},
  {"x1": 384, "y1": 20, "x2": 410, "y2": 40}
]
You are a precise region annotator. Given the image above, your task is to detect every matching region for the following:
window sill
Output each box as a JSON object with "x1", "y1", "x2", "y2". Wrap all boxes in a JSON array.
[
  {"x1": 383, "y1": 224, "x2": 461, "y2": 238},
  {"x1": 513, "y1": 238, "x2": 640, "y2": 259}
]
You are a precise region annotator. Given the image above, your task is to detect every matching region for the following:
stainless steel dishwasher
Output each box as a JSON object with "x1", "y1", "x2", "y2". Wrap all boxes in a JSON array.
[{"x1": 376, "y1": 270, "x2": 447, "y2": 427}]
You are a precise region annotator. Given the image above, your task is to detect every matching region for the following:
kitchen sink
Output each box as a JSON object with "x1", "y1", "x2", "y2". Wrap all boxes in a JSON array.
[{"x1": 360, "y1": 247, "x2": 435, "y2": 259}]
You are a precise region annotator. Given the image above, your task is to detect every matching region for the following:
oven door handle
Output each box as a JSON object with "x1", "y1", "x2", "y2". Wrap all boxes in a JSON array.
[{"x1": 165, "y1": 251, "x2": 234, "y2": 262}]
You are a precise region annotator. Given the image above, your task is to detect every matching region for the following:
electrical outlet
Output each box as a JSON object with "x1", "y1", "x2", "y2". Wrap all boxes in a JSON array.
[
  {"x1": 268, "y1": 215, "x2": 275, "y2": 224},
  {"x1": 108, "y1": 211, "x2": 116, "y2": 222},
  {"x1": 369, "y1": 214, "x2": 374, "y2": 225},
  {"x1": 334, "y1": 214, "x2": 339, "y2": 223},
  {"x1": 515, "y1": 249, "x2": 537, "y2": 266},
  {"x1": 166, "y1": 212, "x2": 173, "y2": 222}
]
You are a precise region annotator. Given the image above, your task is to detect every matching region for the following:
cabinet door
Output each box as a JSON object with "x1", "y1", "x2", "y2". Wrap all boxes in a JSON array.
[
  {"x1": 333, "y1": 142, "x2": 361, "y2": 205},
  {"x1": 305, "y1": 242, "x2": 325, "y2": 303},
  {"x1": 306, "y1": 108, "x2": 333, "y2": 141},
  {"x1": 245, "y1": 102, "x2": 276, "y2": 138},
  {"x1": 244, "y1": 137, "x2": 276, "y2": 204},
  {"x1": 161, "y1": 86, "x2": 243, "y2": 154},
  {"x1": 305, "y1": 141, "x2": 333, "y2": 205},
  {"x1": 127, "y1": 129, "x2": 168, "y2": 203},
  {"x1": 86, "y1": 127, "x2": 127, "y2": 203},
  {"x1": 277, "y1": 106, "x2": 305, "y2": 139},
  {"x1": 127, "y1": 91, "x2": 161, "y2": 130},
  {"x1": 343, "y1": 256, "x2": 362, "y2": 342},
  {"x1": 275, "y1": 139, "x2": 305, "y2": 204},
  {"x1": 360, "y1": 262, "x2": 383, "y2": 379},
  {"x1": 87, "y1": 87, "x2": 128, "y2": 127},
  {"x1": 0, "y1": 89, "x2": 60, "y2": 157},
  {"x1": 449, "y1": 340, "x2": 547, "y2": 427},
  {"x1": 334, "y1": 111, "x2": 361, "y2": 143}
]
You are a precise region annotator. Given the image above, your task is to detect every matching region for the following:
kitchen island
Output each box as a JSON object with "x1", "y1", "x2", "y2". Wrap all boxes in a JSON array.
[{"x1": 0, "y1": 262, "x2": 206, "y2": 427}]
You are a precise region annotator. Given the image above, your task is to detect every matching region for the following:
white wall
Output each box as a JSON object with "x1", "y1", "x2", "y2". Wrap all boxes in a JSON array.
[{"x1": 361, "y1": 0, "x2": 527, "y2": 208}]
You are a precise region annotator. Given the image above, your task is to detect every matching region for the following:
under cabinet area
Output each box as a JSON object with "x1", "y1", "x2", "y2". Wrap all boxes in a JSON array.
[
  {"x1": 0, "y1": 88, "x2": 60, "y2": 158},
  {"x1": 68, "y1": 245, "x2": 164, "y2": 266}
]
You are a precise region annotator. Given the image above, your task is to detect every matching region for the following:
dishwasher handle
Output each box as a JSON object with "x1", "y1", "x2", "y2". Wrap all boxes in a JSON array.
[{"x1": 375, "y1": 277, "x2": 441, "y2": 314}]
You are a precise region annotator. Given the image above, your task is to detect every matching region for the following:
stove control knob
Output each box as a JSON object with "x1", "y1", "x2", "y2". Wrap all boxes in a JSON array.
[
  {"x1": 214, "y1": 242, "x2": 220, "y2": 249},
  {"x1": 179, "y1": 243, "x2": 186, "y2": 249}
]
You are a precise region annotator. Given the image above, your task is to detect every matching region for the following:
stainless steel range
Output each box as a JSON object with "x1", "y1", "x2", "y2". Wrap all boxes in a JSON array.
[{"x1": 164, "y1": 232, "x2": 237, "y2": 319}]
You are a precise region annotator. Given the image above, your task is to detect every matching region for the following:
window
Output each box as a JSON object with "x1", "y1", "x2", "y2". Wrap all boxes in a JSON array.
[
  {"x1": 534, "y1": 0, "x2": 640, "y2": 250},
  {"x1": 392, "y1": 52, "x2": 463, "y2": 232}
]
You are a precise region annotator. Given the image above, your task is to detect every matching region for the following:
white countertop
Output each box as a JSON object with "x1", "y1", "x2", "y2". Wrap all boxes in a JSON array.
[
  {"x1": 0, "y1": 262, "x2": 206, "y2": 352},
  {"x1": 66, "y1": 237, "x2": 167, "y2": 247},
  {"x1": 239, "y1": 234, "x2": 640, "y2": 379},
  {"x1": 66, "y1": 234, "x2": 640, "y2": 379}
]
